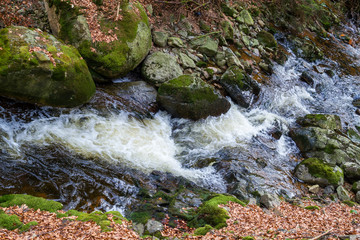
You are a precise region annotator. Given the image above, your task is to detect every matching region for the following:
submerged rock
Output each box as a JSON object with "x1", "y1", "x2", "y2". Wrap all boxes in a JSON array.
[
  {"x1": 45, "y1": 0, "x2": 151, "y2": 81},
  {"x1": 141, "y1": 52, "x2": 183, "y2": 85},
  {"x1": 294, "y1": 158, "x2": 344, "y2": 187},
  {"x1": 0, "y1": 26, "x2": 95, "y2": 107},
  {"x1": 157, "y1": 75, "x2": 230, "y2": 120},
  {"x1": 220, "y1": 66, "x2": 260, "y2": 108}
]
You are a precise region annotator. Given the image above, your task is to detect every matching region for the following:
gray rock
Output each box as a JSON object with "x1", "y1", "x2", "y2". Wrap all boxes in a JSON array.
[
  {"x1": 342, "y1": 162, "x2": 360, "y2": 181},
  {"x1": 190, "y1": 36, "x2": 218, "y2": 57},
  {"x1": 142, "y1": 52, "x2": 183, "y2": 85},
  {"x1": 300, "y1": 71, "x2": 314, "y2": 85},
  {"x1": 308, "y1": 185, "x2": 321, "y2": 194},
  {"x1": 145, "y1": 220, "x2": 164, "y2": 234},
  {"x1": 352, "y1": 181, "x2": 360, "y2": 192},
  {"x1": 324, "y1": 185, "x2": 335, "y2": 195},
  {"x1": 133, "y1": 223, "x2": 145, "y2": 235},
  {"x1": 236, "y1": 10, "x2": 254, "y2": 26},
  {"x1": 168, "y1": 37, "x2": 184, "y2": 48},
  {"x1": 153, "y1": 31, "x2": 168, "y2": 47},
  {"x1": 178, "y1": 53, "x2": 196, "y2": 68},
  {"x1": 356, "y1": 191, "x2": 360, "y2": 203},
  {"x1": 352, "y1": 97, "x2": 360, "y2": 107},
  {"x1": 260, "y1": 193, "x2": 281, "y2": 209},
  {"x1": 336, "y1": 186, "x2": 351, "y2": 201}
]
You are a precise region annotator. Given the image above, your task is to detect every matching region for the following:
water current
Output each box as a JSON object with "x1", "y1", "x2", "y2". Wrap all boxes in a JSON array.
[{"x1": 0, "y1": 25, "x2": 359, "y2": 215}]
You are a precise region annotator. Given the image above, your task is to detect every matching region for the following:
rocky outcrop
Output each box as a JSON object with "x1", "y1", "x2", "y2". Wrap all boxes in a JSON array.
[
  {"x1": 141, "y1": 52, "x2": 183, "y2": 85},
  {"x1": 0, "y1": 26, "x2": 95, "y2": 107},
  {"x1": 157, "y1": 75, "x2": 231, "y2": 120},
  {"x1": 291, "y1": 114, "x2": 360, "y2": 186},
  {"x1": 44, "y1": 0, "x2": 151, "y2": 81}
]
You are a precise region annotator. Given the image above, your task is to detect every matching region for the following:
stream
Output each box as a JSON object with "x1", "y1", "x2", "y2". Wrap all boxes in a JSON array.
[{"x1": 0, "y1": 24, "x2": 359, "y2": 216}]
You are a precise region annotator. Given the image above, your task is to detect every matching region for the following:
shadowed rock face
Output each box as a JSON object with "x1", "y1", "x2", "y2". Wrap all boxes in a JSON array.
[
  {"x1": 45, "y1": 0, "x2": 151, "y2": 82},
  {"x1": 157, "y1": 75, "x2": 231, "y2": 120},
  {"x1": 0, "y1": 26, "x2": 95, "y2": 107}
]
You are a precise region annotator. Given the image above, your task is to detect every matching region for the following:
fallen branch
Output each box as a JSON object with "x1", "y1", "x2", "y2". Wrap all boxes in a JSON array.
[{"x1": 309, "y1": 229, "x2": 333, "y2": 240}]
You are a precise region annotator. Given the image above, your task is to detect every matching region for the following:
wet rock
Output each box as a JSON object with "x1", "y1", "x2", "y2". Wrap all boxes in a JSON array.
[
  {"x1": 145, "y1": 219, "x2": 163, "y2": 234},
  {"x1": 300, "y1": 71, "x2": 314, "y2": 85},
  {"x1": 260, "y1": 193, "x2": 280, "y2": 209},
  {"x1": 152, "y1": 31, "x2": 168, "y2": 47},
  {"x1": 141, "y1": 52, "x2": 183, "y2": 85},
  {"x1": 45, "y1": 0, "x2": 151, "y2": 80},
  {"x1": 292, "y1": 37, "x2": 323, "y2": 62},
  {"x1": 259, "y1": 62, "x2": 273, "y2": 74},
  {"x1": 296, "y1": 114, "x2": 342, "y2": 130},
  {"x1": 257, "y1": 31, "x2": 277, "y2": 49},
  {"x1": 236, "y1": 10, "x2": 254, "y2": 26},
  {"x1": 157, "y1": 75, "x2": 230, "y2": 120},
  {"x1": 168, "y1": 37, "x2": 184, "y2": 48},
  {"x1": 190, "y1": 36, "x2": 218, "y2": 57},
  {"x1": 0, "y1": 26, "x2": 95, "y2": 107},
  {"x1": 93, "y1": 81, "x2": 158, "y2": 117},
  {"x1": 325, "y1": 69, "x2": 335, "y2": 78},
  {"x1": 220, "y1": 66, "x2": 260, "y2": 108},
  {"x1": 352, "y1": 97, "x2": 360, "y2": 108},
  {"x1": 294, "y1": 158, "x2": 344, "y2": 187},
  {"x1": 336, "y1": 186, "x2": 351, "y2": 201}
]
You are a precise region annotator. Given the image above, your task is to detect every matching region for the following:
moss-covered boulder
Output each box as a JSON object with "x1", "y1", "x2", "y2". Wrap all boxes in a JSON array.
[
  {"x1": 157, "y1": 75, "x2": 231, "y2": 120},
  {"x1": 141, "y1": 52, "x2": 183, "y2": 85},
  {"x1": 294, "y1": 158, "x2": 344, "y2": 187},
  {"x1": 297, "y1": 114, "x2": 342, "y2": 130},
  {"x1": 220, "y1": 66, "x2": 260, "y2": 108},
  {"x1": 45, "y1": 0, "x2": 151, "y2": 81},
  {"x1": 0, "y1": 194, "x2": 63, "y2": 212},
  {"x1": 257, "y1": 31, "x2": 277, "y2": 49},
  {"x1": 236, "y1": 10, "x2": 254, "y2": 26},
  {"x1": 0, "y1": 26, "x2": 95, "y2": 107}
]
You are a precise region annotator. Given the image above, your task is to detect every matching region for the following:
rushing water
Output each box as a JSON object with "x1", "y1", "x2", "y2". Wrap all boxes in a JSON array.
[{"x1": 0, "y1": 25, "x2": 360, "y2": 215}]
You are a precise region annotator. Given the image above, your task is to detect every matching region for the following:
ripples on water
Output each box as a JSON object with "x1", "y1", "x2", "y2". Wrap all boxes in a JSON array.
[{"x1": 0, "y1": 25, "x2": 360, "y2": 212}]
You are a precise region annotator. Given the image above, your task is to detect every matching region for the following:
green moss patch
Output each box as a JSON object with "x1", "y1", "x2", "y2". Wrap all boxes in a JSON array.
[
  {"x1": 188, "y1": 194, "x2": 245, "y2": 229},
  {"x1": 57, "y1": 210, "x2": 125, "y2": 232},
  {"x1": 304, "y1": 205, "x2": 320, "y2": 210},
  {"x1": 0, "y1": 194, "x2": 63, "y2": 212},
  {"x1": 297, "y1": 158, "x2": 344, "y2": 186},
  {"x1": 0, "y1": 210, "x2": 38, "y2": 232},
  {"x1": 194, "y1": 224, "x2": 213, "y2": 236}
]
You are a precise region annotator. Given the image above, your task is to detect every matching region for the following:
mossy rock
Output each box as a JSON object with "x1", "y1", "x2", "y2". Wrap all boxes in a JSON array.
[
  {"x1": 193, "y1": 224, "x2": 213, "y2": 236},
  {"x1": 257, "y1": 31, "x2": 277, "y2": 49},
  {"x1": 188, "y1": 194, "x2": 245, "y2": 229},
  {"x1": 57, "y1": 210, "x2": 125, "y2": 231},
  {"x1": 45, "y1": 0, "x2": 151, "y2": 81},
  {"x1": 294, "y1": 158, "x2": 344, "y2": 187},
  {"x1": 0, "y1": 194, "x2": 63, "y2": 212},
  {"x1": 297, "y1": 114, "x2": 342, "y2": 130},
  {"x1": 157, "y1": 75, "x2": 231, "y2": 120},
  {"x1": 220, "y1": 66, "x2": 260, "y2": 108},
  {"x1": 0, "y1": 26, "x2": 95, "y2": 107},
  {"x1": 221, "y1": 21, "x2": 234, "y2": 41},
  {"x1": 141, "y1": 52, "x2": 183, "y2": 85}
]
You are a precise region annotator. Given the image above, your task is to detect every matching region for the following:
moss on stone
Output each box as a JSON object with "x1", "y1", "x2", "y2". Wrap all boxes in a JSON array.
[
  {"x1": 188, "y1": 194, "x2": 245, "y2": 229},
  {"x1": 257, "y1": 31, "x2": 277, "y2": 49},
  {"x1": 194, "y1": 224, "x2": 213, "y2": 236},
  {"x1": 299, "y1": 158, "x2": 343, "y2": 186},
  {"x1": 343, "y1": 201, "x2": 357, "y2": 207},
  {"x1": 57, "y1": 209, "x2": 125, "y2": 232},
  {"x1": 158, "y1": 75, "x2": 219, "y2": 103},
  {"x1": 128, "y1": 211, "x2": 152, "y2": 224},
  {"x1": 0, "y1": 194, "x2": 63, "y2": 212}
]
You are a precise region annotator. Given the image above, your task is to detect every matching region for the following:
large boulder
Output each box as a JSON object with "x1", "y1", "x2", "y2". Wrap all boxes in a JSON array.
[
  {"x1": 294, "y1": 158, "x2": 344, "y2": 187},
  {"x1": 141, "y1": 52, "x2": 183, "y2": 85},
  {"x1": 220, "y1": 66, "x2": 260, "y2": 108},
  {"x1": 0, "y1": 26, "x2": 95, "y2": 107},
  {"x1": 157, "y1": 75, "x2": 231, "y2": 120},
  {"x1": 45, "y1": 0, "x2": 151, "y2": 81}
]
